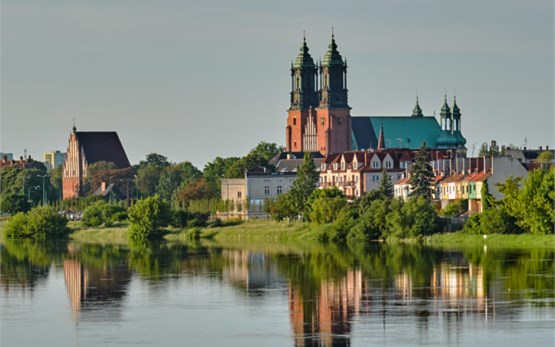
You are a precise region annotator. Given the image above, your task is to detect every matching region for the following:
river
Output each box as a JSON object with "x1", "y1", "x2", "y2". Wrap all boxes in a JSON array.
[{"x1": 1, "y1": 240, "x2": 553, "y2": 346}]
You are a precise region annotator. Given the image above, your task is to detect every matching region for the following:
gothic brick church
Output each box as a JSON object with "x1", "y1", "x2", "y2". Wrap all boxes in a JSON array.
[{"x1": 286, "y1": 34, "x2": 466, "y2": 156}]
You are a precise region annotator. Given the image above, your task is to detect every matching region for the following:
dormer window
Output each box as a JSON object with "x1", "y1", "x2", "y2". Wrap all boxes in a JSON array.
[
  {"x1": 372, "y1": 160, "x2": 380, "y2": 169},
  {"x1": 333, "y1": 163, "x2": 338, "y2": 170},
  {"x1": 341, "y1": 162, "x2": 345, "y2": 170},
  {"x1": 385, "y1": 161, "x2": 392, "y2": 169}
]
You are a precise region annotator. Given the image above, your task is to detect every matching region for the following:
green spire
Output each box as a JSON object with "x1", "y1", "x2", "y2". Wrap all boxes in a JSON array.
[
  {"x1": 440, "y1": 95, "x2": 451, "y2": 118},
  {"x1": 293, "y1": 34, "x2": 315, "y2": 69},
  {"x1": 322, "y1": 30, "x2": 344, "y2": 66},
  {"x1": 452, "y1": 96, "x2": 461, "y2": 119},
  {"x1": 412, "y1": 97, "x2": 423, "y2": 117}
]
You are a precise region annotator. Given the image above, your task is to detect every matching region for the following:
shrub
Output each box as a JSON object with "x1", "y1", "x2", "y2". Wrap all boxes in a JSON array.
[
  {"x1": 4, "y1": 206, "x2": 69, "y2": 240},
  {"x1": 171, "y1": 209, "x2": 191, "y2": 228},
  {"x1": 81, "y1": 203, "x2": 103, "y2": 227},
  {"x1": 1, "y1": 194, "x2": 31, "y2": 214},
  {"x1": 128, "y1": 195, "x2": 171, "y2": 241},
  {"x1": 81, "y1": 200, "x2": 127, "y2": 227}
]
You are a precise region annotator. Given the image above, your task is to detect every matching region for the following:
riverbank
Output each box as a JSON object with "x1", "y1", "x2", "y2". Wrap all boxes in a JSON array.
[{"x1": 0, "y1": 219, "x2": 553, "y2": 249}]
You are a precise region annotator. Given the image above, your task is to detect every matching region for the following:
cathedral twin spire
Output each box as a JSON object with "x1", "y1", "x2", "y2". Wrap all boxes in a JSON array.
[{"x1": 290, "y1": 32, "x2": 348, "y2": 110}]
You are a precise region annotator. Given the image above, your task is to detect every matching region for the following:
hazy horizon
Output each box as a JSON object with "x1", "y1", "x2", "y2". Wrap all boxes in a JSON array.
[{"x1": 2, "y1": 0, "x2": 553, "y2": 169}]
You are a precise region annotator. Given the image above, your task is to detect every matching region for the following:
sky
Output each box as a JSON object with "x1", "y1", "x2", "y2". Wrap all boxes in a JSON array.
[{"x1": 1, "y1": 0, "x2": 553, "y2": 169}]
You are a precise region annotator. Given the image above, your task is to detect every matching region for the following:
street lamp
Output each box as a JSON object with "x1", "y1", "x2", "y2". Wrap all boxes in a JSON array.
[
  {"x1": 38, "y1": 174, "x2": 49, "y2": 205},
  {"x1": 28, "y1": 185, "x2": 40, "y2": 200}
]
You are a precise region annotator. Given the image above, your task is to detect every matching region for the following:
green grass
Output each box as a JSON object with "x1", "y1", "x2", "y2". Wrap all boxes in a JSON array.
[
  {"x1": 166, "y1": 220, "x2": 328, "y2": 244},
  {"x1": 1, "y1": 217, "x2": 553, "y2": 250},
  {"x1": 423, "y1": 231, "x2": 555, "y2": 249}
]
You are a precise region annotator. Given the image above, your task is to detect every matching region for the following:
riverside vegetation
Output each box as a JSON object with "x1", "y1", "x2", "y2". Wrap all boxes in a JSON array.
[{"x1": 1, "y1": 146, "x2": 553, "y2": 247}]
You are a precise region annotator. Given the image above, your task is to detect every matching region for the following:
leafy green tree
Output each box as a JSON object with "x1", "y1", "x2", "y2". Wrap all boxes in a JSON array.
[
  {"x1": 176, "y1": 178, "x2": 218, "y2": 206},
  {"x1": 386, "y1": 197, "x2": 440, "y2": 238},
  {"x1": 349, "y1": 197, "x2": 395, "y2": 242},
  {"x1": 81, "y1": 200, "x2": 127, "y2": 227},
  {"x1": 269, "y1": 193, "x2": 297, "y2": 221},
  {"x1": 288, "y1": 152, "x2": 319, "y2": 220},
  {"x1": 409, "y1": 143, "x2": 434, "y2": 200},
  {"x1": 156, "y1": 162, "x2": 202, "y2": 200},
  {"x1": 376, "y1": 169, "x2": 394, "y2": 199},
  {"x1": 308, "y1": 188, "x2": 347, "y2": 224},
  {"x1": 481, "y1": 180, "x2": 496, "y2": 210},
  {"x1": 50, "y1": 166, "x2": 63, "y2": 201},
  {"x1": 1, "y1": 194, "x2": 31, "y2": 214},
  {"x1": 139, "y1": 153, "x2": 170, "y2": 168},
  {"x1": 136, "y1": 164, "x2": 164, "y2": 197},
  {"x1": 440, "y1": 200, "x2": 467, "y2": 217},
  {"x1": 128, "y1": 195, "x2": 171, "y2": 241},
  {"x1": 4, "y1": 206, "x2": 69, "y2": 240},
  {"x1": 203, "y1": 156, "x2": 240, "y2": 190},
  {"x1": 537, "y1": 150, "x2": 554, "y2": 164},
  {"x1": 512, "y1": 168, "x2": 554, "y2": 234}
]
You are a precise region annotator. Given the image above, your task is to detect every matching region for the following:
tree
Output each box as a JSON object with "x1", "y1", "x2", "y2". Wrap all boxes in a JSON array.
[
  {"x1": 203, "y1": 156, "x2": 241, "y2": 191},
  {"x1": 409, "y1": 142, "x2": 434, "y2": 200},
  {"x1": 512, "y1": 168, "x2": 554, "y2": 234},
  {"x1": 136, "y1": 164, "x2": 163, "y2": 197},
  {"x1": 4, "y1": 206, "x2": 69, "y2": 240},
  {"x1": 176, "y1": 178, "x2": 218, "y2": 206},
  {"x1": 139, "y1": 153, "x2": 170, "y2": 168},
  {"x1": 1, "y1": 194, "x2": 31, "y2": 214},
  {"x1": 128, "y1": 195, "x2": 171, "y2": 241},
  {"x1": 376, "y1": 169, "x2": 394, "y2": 199},
  {"x1": 156, "y1": 162, "x2": 202, "y2": 200},
  {"x1": 385, "y1": 196, "x2": 440, "y2": 238},
  {"x1": 288, "y1": 152, "x2": 319, "y2": 219},
  {"x1": 308, "y1": 188, "x2": 347, "y2": 224}
]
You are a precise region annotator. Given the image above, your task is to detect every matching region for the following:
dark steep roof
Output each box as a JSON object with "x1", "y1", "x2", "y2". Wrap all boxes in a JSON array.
[{"x1": 76, "y1": 132, "x2": 130, "y2": 168}]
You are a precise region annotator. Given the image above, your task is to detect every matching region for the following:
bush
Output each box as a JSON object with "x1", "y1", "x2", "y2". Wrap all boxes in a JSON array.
[
  {"x1": 308, "y1": 188, "x2": 347, "y2": 224},
  {"x1": 4, "y1": 206, "x2": 69, "y2": 240},
  {"x1": 171, "y1": 209, "x2": 191, "y2": 228},
  {"x1": 128, "y1": 195, "x2": 171, "y2": 241},
  {"x1": 1, "y1": 194, "x2": 31, "y2": 214},
  {"x1": 385, "y1": 197, "x2": 440, "y2": 239},
  {"x1": 81, "y1": 200, "x2": 127, "y2": 227}
]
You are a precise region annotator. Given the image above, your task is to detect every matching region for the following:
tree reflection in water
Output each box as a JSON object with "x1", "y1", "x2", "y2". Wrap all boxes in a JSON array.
[{"x1": 0, "y1": 239, "x2": 552, "y2": 344}]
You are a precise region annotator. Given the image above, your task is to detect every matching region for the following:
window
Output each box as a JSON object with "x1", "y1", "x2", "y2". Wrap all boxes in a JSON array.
[
  {"x1": 372, "y1": 175, "x2": 379, "y2": 182},
  {"x1": 264, "y1": 186, "x2": 270, "y2": 195},
  {"x1": 277, "y1": 185, "x2": 282, "y2": 194},
  {"x1": 355, "y1": 189, "x2": 359, "y2": 197},
  {"x1": 372, "y1": 161, "x2": 380, "y2": 169},
  {"x1": 293, "y1": 117, "x2": 297, "y2": 126},
  {"x1": 333, "y1": 163, "x2": 338, "y2": 170},
  {"x1": 294, "y1": 140, "x2": 297, "y2": 148},
  {"x1": 397, "y1": 174, "x2": 402, "y2": 180},
  {"x1": 341, "y1": 162, "x2": 345, "y2": 170},
  {"x1": 355, "y1": 175, "x2": 358, "y2": 182},
  {"x1": 385, "y1": 161, "x2": 392, "y2": 168},
  {"x1": 237, "y1": 192, "x2": 242, "y2": 198}
]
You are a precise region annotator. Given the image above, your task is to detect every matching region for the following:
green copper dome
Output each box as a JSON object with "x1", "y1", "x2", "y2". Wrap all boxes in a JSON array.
[
  {"x1": 440, "y1": 96, "x2": 451, "y2": 118},
  {"x1": 293, "y1": 37, "x2": 316, "y2": 69},
  {"x1": 412, "y1": 97, "x2": 423, "y2": 117},
  {"x1": 322, "y1": 34, "x2": 344, "y2": 66}
]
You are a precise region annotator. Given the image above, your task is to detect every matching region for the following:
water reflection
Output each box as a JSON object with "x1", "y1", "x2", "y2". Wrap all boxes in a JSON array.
[
  {"x1": 1, "y1": 240, "x2": 553, "y2": 346},
  {"x1": 63, "y1": 244, "x2": 131, "y2": 321}
]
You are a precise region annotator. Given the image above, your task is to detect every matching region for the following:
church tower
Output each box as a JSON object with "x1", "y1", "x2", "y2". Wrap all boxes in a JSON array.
[
  {"x1": 286, "y1": 36, "x2": 319, "y2": 152},
  {"x1": 316, "y1": 32, "x2": 352, "y2": 155}
]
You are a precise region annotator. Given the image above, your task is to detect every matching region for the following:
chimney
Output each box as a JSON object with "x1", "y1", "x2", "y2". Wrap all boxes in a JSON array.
[
  {"x1": 547, "y1": 145, "x2": 549, "y2": 150},
  {"x1": 539, "y1": 146, "x2": 543, "y2": 151},
  {"x1": 101, "y1": 182, "x2": 106, "y2": 192}
]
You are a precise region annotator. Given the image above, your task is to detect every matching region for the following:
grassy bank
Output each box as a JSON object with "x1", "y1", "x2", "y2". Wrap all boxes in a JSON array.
[
  {"x1": 422, "y1": 231, "x2": 555, "y2": 249},
  {"x1": 165, "y1": 220, "x2": 328, "y2": 245},
  {"x1": 0, "y1": 218, "x2": 553, "y2": 250}
]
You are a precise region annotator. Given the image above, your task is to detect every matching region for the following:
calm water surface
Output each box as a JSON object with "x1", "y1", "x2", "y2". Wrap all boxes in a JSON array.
[{"x1": 1, "y1": 240, "x2": 553, "y2": 346}]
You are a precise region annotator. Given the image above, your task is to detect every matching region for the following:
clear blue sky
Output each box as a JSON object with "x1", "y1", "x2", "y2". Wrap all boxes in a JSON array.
[{"x1": 1, "y1": 0, "x2": 553, "y2": 169}]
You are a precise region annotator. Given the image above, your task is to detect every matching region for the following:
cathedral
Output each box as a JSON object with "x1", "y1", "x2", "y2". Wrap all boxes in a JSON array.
[{"x1": 286, "y1": 34, "x2": 467, "y2": 156}]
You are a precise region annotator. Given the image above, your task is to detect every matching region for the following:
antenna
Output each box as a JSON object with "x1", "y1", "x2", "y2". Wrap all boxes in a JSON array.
[{"x1": 523, "y1": 136, "x2": 528, "y2": 149}]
